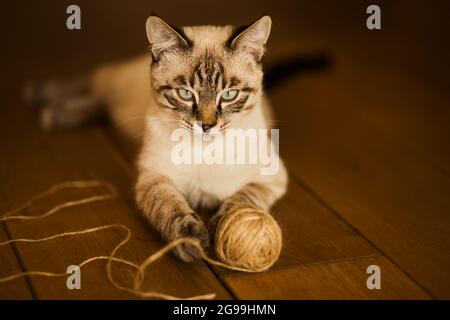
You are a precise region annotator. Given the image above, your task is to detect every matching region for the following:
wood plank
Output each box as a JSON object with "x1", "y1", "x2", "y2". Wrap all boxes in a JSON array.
[
  {"x1": 224, "y1": 255, "x2": 431, "y2": 299},
  {"x1": 2, "y1": 0, "x2": 447, "y2": 301},
  {"x1": 265, "y1": 181, "x2": 377, "y2": 270},
  {"x1": 0, "y1": 102, "x2": 231, "y2": 299},
  {"x1": 0, "y1": 225, "x2": 34, "y2": 299},
  {"x1": 271, "y1": 65, "x2": 450, "y2": 298}
]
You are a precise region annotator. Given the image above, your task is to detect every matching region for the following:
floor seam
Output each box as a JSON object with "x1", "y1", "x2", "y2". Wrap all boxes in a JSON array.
[
  {"x1": 1, "y1": 221, "x2": 38, "y2": 299},
  {"x1": 288, "y1": 173, "x2": 437, "y2": 299},
  {"x1": 222, "y1": 253, "x2": 382, "y2": 279}
]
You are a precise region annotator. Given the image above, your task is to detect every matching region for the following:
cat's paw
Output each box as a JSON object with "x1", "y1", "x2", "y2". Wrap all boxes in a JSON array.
[{"x1": 172, "y1": 214, "x2": 209, "y2": 262}]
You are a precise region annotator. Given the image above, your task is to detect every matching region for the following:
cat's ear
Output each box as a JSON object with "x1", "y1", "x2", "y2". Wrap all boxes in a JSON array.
[
  {"x1": 229, "y1": 15, "x2": 272, "y2": 61},
  {"x1": 145, "y1": 16, "x2": 190, "y2": 61}
]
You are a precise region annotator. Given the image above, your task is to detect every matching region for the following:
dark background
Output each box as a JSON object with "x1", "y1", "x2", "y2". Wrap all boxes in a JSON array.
[{"x1": 1, "y1": 0, "x2": 450, "y2": 94}]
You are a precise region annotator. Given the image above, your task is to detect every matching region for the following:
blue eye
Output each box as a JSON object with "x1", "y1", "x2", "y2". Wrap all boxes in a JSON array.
[
  {"x1": 221, "y1": 90, "x2": 238, "y2": 101},
  {"x1": 177, "y1": 88, "x2": 194, "y2": 101}
]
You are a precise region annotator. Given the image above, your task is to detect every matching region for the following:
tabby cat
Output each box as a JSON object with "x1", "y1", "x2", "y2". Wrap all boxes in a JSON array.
[{"x1": 29, "y1": 15, "x2": 288, "y2": 261}]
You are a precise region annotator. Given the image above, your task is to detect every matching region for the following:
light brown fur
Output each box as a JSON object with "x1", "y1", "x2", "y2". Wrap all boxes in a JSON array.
[{"x1": 32, "y1": 16, "x2": 288, "y2": 261}]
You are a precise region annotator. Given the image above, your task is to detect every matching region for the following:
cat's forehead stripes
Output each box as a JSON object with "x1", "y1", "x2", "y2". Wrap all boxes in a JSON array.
[
  {"x1": 190, "y1": 54, "x2": 230, "y2": 92},
  {"x1": 165, "y1": 52, "x2": 243, "y2": 94},
  {"x1": 150, "y1": 21, "x2": 265, "y2": 117}
]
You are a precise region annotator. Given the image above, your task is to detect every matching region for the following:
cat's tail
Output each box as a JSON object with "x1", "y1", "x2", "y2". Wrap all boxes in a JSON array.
[
  {"x1": 263, "y1": 53, "x2": 331, "y2": 91},
  {"x1": 23, "y1": 76, "x2": 103, "y2": 131}
]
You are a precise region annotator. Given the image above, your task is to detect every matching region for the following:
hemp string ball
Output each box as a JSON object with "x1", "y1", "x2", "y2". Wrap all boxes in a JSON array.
[{"x1": 214, "y1": 208, "x2": 282, "y2": 272}]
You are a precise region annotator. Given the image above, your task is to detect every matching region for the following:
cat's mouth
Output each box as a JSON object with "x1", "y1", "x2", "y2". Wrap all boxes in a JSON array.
[{"x1": 180, "y1": 120, "x2": 230, "y2": 136}]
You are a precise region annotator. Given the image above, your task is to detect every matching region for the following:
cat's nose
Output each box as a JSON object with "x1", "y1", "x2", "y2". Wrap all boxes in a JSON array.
[{"x1": 201, "y1": 123, "x2": 214, "y2": 133}]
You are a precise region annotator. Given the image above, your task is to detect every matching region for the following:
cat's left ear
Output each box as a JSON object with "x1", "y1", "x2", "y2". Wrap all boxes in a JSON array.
[
  {"x1": 229, "y1": 15, "x2": 272, "y2": 61},
  {"x1": 145, "y1": 16, "x2": 190, "y2": 62}
]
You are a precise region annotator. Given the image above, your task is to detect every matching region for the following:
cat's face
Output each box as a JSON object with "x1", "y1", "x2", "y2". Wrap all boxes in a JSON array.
[{"x1": 146, "y1": 16, "x2": 271, "y2": 135}]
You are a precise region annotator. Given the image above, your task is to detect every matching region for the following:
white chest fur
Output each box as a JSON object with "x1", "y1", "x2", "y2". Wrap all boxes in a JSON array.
[
  {"x1": 139, "y1": 103, "x2": 280, "y2": 209},
  {"x1": 144, "y1": 131, "x2": 259, "y2": 208}
]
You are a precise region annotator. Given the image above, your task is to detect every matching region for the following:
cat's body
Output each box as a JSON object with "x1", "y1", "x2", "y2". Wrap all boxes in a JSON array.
[{"x1": 30, "y1": 16, "x2": 288, "y2": 261}]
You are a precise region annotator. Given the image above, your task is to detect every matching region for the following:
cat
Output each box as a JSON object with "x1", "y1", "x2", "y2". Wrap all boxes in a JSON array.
[{"x1": 26, "y1": 15, "x2": 288, "y2": 262}]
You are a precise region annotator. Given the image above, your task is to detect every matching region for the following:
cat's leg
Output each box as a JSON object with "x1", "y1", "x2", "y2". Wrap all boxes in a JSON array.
[
  {"x1": 135, "y1": 171, "x2": 209, "y2": 262},
  {"x1": 24, "y1": 77, "x2": 103, "y2": 130},
  {"x1": 209, "y1": 163, "x2": 288, "y2": 236}
]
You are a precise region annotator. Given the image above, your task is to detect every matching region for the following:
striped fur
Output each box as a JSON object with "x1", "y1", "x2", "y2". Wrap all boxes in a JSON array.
[
  {"x1": 34, "y1": 16, "x2": 288, "y2": 261},
  {"x1": 147, "y1": 17, "x2": 267, "y2": 134},
  {"x1": 134, "y1": 16, "x2": 287, "y2": 261}
]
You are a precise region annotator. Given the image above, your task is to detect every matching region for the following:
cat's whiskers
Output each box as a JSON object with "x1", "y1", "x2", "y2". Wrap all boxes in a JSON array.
[
  {"x1": 220, "y1": 121, "x2": 231, "y2": 132},
  {"x1": 114, "y1": 116, "x2": 147, "y2": 129},
  {"x1": 131, "y1": 129, "x2": 146, "y2": 141},
  {"x1": 180, "y1": 120, "x2": 194, "y2": 133}
]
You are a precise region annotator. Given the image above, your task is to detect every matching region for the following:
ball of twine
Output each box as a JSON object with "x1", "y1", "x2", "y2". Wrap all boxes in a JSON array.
[{"x1": 214, "y1": 208, "x2": 282, "y2": 272}]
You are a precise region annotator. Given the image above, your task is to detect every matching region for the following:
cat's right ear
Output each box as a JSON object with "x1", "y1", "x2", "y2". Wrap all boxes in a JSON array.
[
  {"x1": 228, "y1": 15, "x2": 272, "y2": 62},
  {"x1": 145, "y1": 16, "x2": 190, "y2": 62}
]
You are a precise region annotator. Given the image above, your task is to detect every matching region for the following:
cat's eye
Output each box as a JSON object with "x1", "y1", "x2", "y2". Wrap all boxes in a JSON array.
[
  {"x1": 221, "y1": 90, "x2": 238, "y2": 101},
  {"x1": 177, "y1": 88, "x2": 194, "y2": 101}
]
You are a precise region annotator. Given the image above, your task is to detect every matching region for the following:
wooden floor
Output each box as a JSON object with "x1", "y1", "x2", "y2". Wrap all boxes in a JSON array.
[{"x1": 1, "y1": 1, "x2": 450, "y2": 300}]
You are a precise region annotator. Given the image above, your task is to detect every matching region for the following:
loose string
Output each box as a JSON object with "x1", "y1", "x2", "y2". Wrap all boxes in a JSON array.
[
  {"x1": 0, "y1": 180, "x2": 256, "y2": 300},
  {"x1": 0, "y1": 180, "x2": 117, "y2": 221}
]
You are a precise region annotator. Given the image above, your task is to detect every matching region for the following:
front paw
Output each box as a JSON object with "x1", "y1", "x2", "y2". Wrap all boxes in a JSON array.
[{"x1": 172, "y1": 214, "x2": 209, "y2": 262}]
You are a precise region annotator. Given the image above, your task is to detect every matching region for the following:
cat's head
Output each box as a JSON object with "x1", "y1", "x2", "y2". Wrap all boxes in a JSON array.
[{"x1": 146, "y1": 15, "x2": 271, "y2": 134}]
